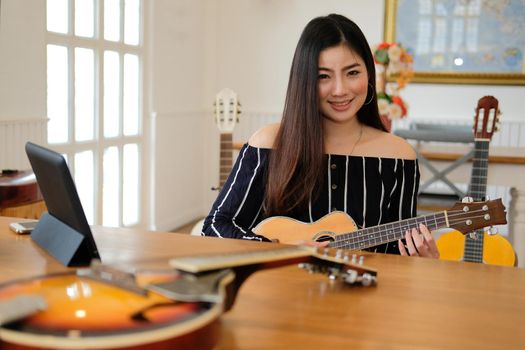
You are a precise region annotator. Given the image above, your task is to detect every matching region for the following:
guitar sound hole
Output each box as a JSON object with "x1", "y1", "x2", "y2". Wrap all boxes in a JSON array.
[{"x1": 315, "y1": 233, "x2": 335, "y2": 242}]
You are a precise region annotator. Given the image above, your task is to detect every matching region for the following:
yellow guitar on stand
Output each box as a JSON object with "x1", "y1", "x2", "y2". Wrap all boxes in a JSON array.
[{"x1": 436, "y1": 96, "x2": 516, "y2": 266}]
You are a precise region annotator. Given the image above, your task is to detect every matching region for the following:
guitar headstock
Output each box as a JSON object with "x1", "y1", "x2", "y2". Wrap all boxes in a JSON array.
[
  {"x1": 447, "y1": 198, "x2": 507, "y2": 235},
  {"x1": 304, "y1": 247, "x2": 377, "y2": 287},
  {"x1": 214, "y1": 88, "x2": 241, "y2": 133},
  {"x1": 153, "y1": 246, "x2": 377, "y2": 311},
  {"x1": 473, "y1": 95, "x2": 501, "y2": 140}
]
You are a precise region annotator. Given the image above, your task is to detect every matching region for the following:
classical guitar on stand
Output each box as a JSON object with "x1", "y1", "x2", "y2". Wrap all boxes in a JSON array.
[
  {"x1": 436, "y1": 96, "x2": 516, "y2": 266},
  {"x1": 0, "y1": 246, "x2": 376, "y2": 350},
  {"x1": 191, "y1": 88, "x2": 241, "y2": 236}
]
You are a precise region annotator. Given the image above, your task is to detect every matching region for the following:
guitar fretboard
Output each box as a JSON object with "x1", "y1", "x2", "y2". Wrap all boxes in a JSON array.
[
  {"x1": 464, "y1": 140, "x2": 489, "y2": 263},
  {"x1": 329, "y1": 212, "x2": 448, "y2": 250},
  {"x1": 170, "y1": 246, "x2": 313, "y2": 273},
  {"x1": 220, "y1": 133, "x2": 233, "y2": 187}
]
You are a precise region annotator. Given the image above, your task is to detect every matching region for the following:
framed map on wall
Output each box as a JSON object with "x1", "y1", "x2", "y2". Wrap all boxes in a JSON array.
[{"x1": 384, "y1": 0, "x2": 525, "y2": 85}]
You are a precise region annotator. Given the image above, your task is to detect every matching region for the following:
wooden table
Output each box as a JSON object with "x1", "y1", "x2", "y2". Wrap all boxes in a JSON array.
[{"x1": 1, "y1": 216, "x2": 524, "y2": 349}]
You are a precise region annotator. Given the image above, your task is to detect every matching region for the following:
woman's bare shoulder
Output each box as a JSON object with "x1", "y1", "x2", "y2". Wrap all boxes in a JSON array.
[
  {"x1": 361, "y1": 127, "x2": 417, "y2": 160},
  {"x1": 378, "y1": 131, "x2": 417, "y2": 159},
  {"x1": 248, "y1": 123, "x2": 280, "y2": 149}
]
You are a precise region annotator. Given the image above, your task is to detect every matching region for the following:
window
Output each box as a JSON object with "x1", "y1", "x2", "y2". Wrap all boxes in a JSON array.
[{"x1": 46, "y1": 0, "x2": 143, "y2": 227}]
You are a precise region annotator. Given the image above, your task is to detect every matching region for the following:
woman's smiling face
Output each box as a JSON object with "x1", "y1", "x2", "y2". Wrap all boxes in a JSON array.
[{"x1": 317, "y1": 43, "x2": 369, "y2": 124}]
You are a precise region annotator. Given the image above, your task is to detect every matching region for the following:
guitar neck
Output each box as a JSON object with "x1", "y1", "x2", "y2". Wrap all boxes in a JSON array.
[
  {"x1": 468, "y1": 140, "x2": 489, "y2": 201},
  {"x1": 169, "y1": 246, "x2": 314, "y2": 273},
  {"x1": 329, "y1": 211, "x2": 449, "y2": 250},
  {"x1": 220, "y1": 133, "x2": 233, "y2": 187},
  {"x1": 464, "y1": 139, "x2": 489, "y2": 262}
]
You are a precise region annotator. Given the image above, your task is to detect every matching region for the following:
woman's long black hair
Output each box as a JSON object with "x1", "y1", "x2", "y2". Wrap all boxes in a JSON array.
[{"x1": 265, "y1": 14, "x2": 385, "y2": 216}]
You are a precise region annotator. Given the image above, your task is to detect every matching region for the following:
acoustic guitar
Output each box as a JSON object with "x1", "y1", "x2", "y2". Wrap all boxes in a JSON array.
[
  {"x1": 0, "y1": 246, "x2": 376, "y2": 350},
  {"x1": 253, "y1": 199, "x2": 506, "y2": 250},
  {"x1": 191, "y1": 88, "x2": 241, "y2": 235},
  {"x1": 436, "y1": 96, "x2": 516, "y2": 266},
  {"x1": 213, "y1": 88, "x2": 240, "y2": 191}
]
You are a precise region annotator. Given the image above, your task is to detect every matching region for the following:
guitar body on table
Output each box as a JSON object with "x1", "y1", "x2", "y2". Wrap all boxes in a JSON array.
[
  {"x1": 0, "y1": 246, "x2": 376, "y2": 350},
  {"x1": 0, "y1": 270, "x2": 220, "y2": 350},
  {"x1": 435, "y1": 96, "x2": 516, "y2": 266}
]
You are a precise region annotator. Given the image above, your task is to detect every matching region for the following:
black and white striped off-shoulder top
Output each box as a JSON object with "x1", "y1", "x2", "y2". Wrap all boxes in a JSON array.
[{"x1": 202, "y1": 143, "x2": 420, "y2": 254}]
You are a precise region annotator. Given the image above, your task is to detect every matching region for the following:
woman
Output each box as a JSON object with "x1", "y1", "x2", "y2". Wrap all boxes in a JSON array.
[{"x1": 202, "y1": 14, "x2": 439, "y2": 258}]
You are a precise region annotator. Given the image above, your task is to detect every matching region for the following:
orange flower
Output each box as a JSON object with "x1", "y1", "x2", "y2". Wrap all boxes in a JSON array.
[
  {"x1": 391, "y1": 96, "x2": 407, "y2": 117},
  {"x1": 374, "y1": 41, "x2": 413, "y2": 121}
]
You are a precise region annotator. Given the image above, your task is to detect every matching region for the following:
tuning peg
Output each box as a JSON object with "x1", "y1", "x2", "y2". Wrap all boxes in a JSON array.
[
  {"x1": 351, "y1": 254, "x2": 357, "y2": 264},
  {"x1": 360, "y1": 273, "x2": 376, "y2": 287},
  {"x1": 462, "y1": 197, "x2": 474, "y2": 203},
  {"x1": 344, "y1": 270, "x2": 376, "y2": 286},
  {"x1": 344, "y1": 269, "x2": 358, "y2": 284},
  {"x1": 335, "y1": 249, "x2": 343, "y2": 259},
  {"x1": 359, "y1": 256, "x2": 365, "y2": 265},
  {"x1": 328, "y1": 267, "x2": 340, "y2": 281},
  {"x1": 488, "y1": 226, "x2": 499, "y2": 236},
  {"x1": 298, "y1": 263, "x2": 315, "y2": 273},
  {"x1": 469, "y1": 232, "x2": 479, "y2": 240}
]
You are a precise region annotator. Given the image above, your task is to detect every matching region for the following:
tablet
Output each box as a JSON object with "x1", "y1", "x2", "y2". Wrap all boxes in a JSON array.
[{"x1": 25, "y1": 142, "x2": 100, "y2": 266}]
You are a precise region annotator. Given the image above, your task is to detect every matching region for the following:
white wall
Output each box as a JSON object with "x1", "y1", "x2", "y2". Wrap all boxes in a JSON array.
[
  {"x1": 210, "y1": 0, "x2": 385, "y2": 113},
  {"x1": 0, "y1": 0, "x2": 46, "y2": 121},
  {"x1": 147, "y1": 0, "x2": 210, "y2": 230},
  {"x1": 404, "y1": 84, "x2": 524, "y2": 122},
  {"x1": 0, "y1": 0, "x2": 47, "y2": 171}
]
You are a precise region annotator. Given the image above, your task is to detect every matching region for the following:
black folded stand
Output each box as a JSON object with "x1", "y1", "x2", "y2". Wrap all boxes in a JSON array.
[{"x1": 31, "y1": 213, "x2": 94, "y2": 267}]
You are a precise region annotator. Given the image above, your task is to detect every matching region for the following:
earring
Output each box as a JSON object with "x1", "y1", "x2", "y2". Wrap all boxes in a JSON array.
[{"x1": 364, "y1": 82, "x2": 375, "y2": 106}]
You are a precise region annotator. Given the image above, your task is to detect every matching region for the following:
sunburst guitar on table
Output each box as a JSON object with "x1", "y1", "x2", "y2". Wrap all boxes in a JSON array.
[
  {"x1": 191, "y1": 88, "x2": 240, "y2": 236},
  {"x1": 253, "y1": 199, "x2": 506, "y2": 252},
  {"x1": 0, "y1": 246, "x2": 376, "y2": 350},
  {"x1": 435, "y1": 96, "x2": 516, "y2": 266}
]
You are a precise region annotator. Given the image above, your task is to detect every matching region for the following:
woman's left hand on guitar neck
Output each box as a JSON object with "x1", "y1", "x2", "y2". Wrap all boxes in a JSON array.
[{"x1": 398, "y1": 223, "x2": 440, "y2": 259}]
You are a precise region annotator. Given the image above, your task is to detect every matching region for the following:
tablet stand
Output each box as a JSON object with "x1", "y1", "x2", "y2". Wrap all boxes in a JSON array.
[{"x1": 31, "y1": 213, "x2": 93, "y2": 267}]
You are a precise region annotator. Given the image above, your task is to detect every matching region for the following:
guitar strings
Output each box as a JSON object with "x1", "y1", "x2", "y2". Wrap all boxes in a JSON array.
[{"x1": 330, "y1": 208, "x2": 500, "y2": 249}]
